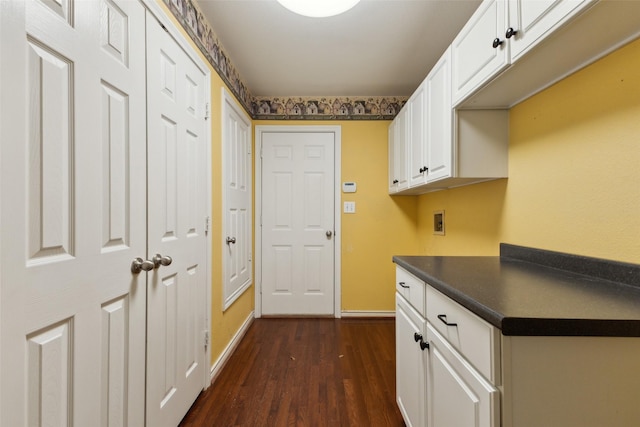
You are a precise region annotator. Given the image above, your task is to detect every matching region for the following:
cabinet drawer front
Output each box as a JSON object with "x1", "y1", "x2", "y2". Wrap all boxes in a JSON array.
[
  {"x1": 396, "y1": 266, "x2": 425, "y2": 315},
  {"x1": 426, "y1": 286, "x2": 499, "y2": 383}
]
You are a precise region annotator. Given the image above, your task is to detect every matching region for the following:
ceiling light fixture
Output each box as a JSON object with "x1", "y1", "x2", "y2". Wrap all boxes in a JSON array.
[{"x1": 276, "y1": 0, "x2": 361, "y2": 18}]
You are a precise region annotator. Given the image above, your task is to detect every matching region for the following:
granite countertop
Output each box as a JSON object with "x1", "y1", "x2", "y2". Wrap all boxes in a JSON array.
[{"x1": 393, "y1": 244, "x2": 640, "y2": 337}]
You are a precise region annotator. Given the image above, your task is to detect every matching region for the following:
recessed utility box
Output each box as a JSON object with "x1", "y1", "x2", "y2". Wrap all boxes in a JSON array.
[{"x1": 434, "y1": 211, "x2": 445, "y2": 235}]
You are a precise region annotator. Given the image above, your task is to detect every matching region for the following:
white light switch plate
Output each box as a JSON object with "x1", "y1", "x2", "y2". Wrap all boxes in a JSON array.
[{"x1": 344, "y1": 201, "x2": 356, "y2": 213}]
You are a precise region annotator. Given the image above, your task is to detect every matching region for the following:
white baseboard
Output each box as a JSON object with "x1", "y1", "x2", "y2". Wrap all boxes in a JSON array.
[
  {"x1": 209, "y1": 310, "x2": 255, "y2": 385},
  {"x1": 341, "y1": 310, "x2": 395, "y2": 318}
]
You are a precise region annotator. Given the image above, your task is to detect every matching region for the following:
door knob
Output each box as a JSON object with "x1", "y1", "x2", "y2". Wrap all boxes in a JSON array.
[
  {"x1": 226, "y1": 237, "x2": 236, "y2": 244},
  {"x1": 326, "y1": 230, "x2": 333, "y2": 238},
  {"x1": 152, "y1": 253, "x2": 172, "y2": 269},
  {"x1": 131, "y1": 257, "x2": 154, "y2": 274}
]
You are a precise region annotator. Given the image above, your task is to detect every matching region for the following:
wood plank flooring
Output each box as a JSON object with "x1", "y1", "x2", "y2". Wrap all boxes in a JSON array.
[{"x1": 179, "y1": 318, "x2": 405, "y2": 426}]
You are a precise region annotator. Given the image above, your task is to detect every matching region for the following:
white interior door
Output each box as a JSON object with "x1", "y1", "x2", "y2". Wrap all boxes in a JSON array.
[
  {"x1": 145, "y1": 12, "x2": 209, "y2": 427},
  {"x1": 0, "y1": 0, "x2": 147, "y2": 425},
  {"x1": 260, "y1": 131, "x2": 336, "y2": 315},
  {"x1": 222, "y1": 89, "x2": 253, "y2": 310}
]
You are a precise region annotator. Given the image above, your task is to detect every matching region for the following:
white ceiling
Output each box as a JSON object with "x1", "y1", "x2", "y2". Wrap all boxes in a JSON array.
[{"x1": 197, "y1": 0, "x2": 482, "y2": 97}]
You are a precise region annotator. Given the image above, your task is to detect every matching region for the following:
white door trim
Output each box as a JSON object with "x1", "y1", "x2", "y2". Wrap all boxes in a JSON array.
[
  {"x1": 142, "y1": 0, "x2": 212, "y2": 388},
  {"x1": 255, "y1": 125, "x2": 342, "y2": 318}
]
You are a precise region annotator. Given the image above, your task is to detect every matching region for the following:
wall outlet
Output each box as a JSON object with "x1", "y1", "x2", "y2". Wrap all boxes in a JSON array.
[{"x1": 434, "y1": 210, "x2": 445, "y2": 235}]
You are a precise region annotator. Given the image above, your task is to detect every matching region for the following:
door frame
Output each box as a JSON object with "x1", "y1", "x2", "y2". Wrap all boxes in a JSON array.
[
  {"x1": 255, "y1": 125, "x2": 342, "y2": 318},
  {"x1": 143, "y1": 0, "x2": 213, "y2": 388}
]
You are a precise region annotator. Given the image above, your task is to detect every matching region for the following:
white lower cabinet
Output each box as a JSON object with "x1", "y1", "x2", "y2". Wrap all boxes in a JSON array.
[
  {"x1": 426, "y1": 322, "x2": 499, "y2": 427},
  {"x1": 396, "y1": 265, "x2": 499, "y2": 427},
  {"x1": 396, "y1": 264, "x2": 640, "y2": 426},
  {"x1": 396, "y1": 294, "x2": 427, "y2": 427}
]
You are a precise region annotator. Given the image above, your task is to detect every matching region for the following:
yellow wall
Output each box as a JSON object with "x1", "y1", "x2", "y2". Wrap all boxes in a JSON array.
[
  {"x1": 417, "y1": 38, "x2": 640, "y2": 263},
  {"x1": 253, "y1": 120, "x2": 420, "y2": 312}
]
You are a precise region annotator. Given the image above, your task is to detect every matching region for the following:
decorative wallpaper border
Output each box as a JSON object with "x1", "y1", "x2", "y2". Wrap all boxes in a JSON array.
[
  {"x1": 252, "y1": 96, "x2": 406, "y2": 120},
  {"x1": 163, "y1": 0, "x2": 407, "y2": 120}
]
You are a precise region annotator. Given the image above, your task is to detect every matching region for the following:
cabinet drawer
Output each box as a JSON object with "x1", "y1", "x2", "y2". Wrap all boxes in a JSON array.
[
  {"x1": 396, "y1": 266, "x2": 425, "y2": 316},
  {"x1": 426, "y1": 286, "x2": 500, "y2": 383}
]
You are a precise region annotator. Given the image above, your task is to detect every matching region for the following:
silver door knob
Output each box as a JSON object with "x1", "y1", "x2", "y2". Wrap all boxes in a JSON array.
[
  {"x1": 152, "y1": 253, "x2": 172, "y2": 269},
  {"x1": 326, "y1": 230, "x2": 333, "y2": 238},
  {"x1": 131, "y1": 257, "x2": 154, "y2": 274},
  {"x1": 226, "y1": 237, "x2": 236, "y2": 244}
]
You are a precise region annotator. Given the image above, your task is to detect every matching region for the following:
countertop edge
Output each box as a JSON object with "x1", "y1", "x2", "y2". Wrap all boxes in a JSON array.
[{"x1": 392, "y1": 255, "x2": 640, "y2": 337}]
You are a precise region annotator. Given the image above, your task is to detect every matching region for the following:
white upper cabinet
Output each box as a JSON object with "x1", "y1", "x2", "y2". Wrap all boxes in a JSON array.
[
  {"x1": 389, "y1": 48, "x2": 508, "y2": 196},
  {"x1": 459, "y1": 0, "x2": 640, "y2": 107},
  {"x1": 451, "y1": 0, "x2": 509, "y2": 107},
  {"x1": 452, "y1": 0, "x2": 594, "y2": 106}
]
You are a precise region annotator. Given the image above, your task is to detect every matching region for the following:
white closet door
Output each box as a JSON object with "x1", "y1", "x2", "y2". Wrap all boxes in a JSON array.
[
  {"x1": 145, "y1": 12, "x2": 208, "y2": 427},
  {"x1": 0, "y1": 0, "x2": 147, "y2": 425}
]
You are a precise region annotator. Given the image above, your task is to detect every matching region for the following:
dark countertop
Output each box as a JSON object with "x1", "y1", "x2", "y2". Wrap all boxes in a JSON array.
[{"x1": 393, "y1": 245, "x2": 640, "y2": 337}]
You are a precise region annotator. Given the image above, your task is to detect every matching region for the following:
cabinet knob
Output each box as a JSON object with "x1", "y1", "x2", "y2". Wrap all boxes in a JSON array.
[
  {"x1": 492, "y1": 38, "x2": 503, "y2": 48},
  {"x1": 392, "y1": 179, "x2": 399, "y2": 184},
  {"x1": 420, "y1": 341, "x2": 429, "y2": 351},
  {"x1": 419, "y1": 166, "x2": 429, "y2": 174},
  {"x1": 505, "y1": 27, "x2": 518, "y2": 39},
  {"x1": 414, "y1": 332, "x2": 423, "y2": 342},
  {"x1": 399, "y1": 281, "x2": 410, "y2": 289}
]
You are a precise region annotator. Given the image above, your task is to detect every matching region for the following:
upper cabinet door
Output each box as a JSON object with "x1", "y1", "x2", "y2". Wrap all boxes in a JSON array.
[
  {"x1": 508, "y1": 0, "x2": 593, "y2": 61},
  {"x1": 408, "y1": 83, "x2": 428, "y2": 188},
  {"x1": 451, "y1": 0, "x2": 509, "y2": 106},
  {"x1": 393, "y1": 108, "x2": 410, "y2": 192},
  {"x1": 426, "y1": 48, "x2": 453, "y2": 183}
]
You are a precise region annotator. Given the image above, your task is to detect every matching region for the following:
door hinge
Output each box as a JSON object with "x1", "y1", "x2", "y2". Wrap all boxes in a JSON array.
[
  {"x1": 204, "y1": 330, "x2": 209, "y2": 351},
  {"x1": 205, "y1": 216, "x2": 210, "y2": 234},
  {"x1": 205, "y1": 103, "x2": 210, "y2": 120}
]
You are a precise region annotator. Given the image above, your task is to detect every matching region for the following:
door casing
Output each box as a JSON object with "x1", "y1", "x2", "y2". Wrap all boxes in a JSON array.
[{"x1": 255, "y1": 125, "x2": 342, "y2": 318}]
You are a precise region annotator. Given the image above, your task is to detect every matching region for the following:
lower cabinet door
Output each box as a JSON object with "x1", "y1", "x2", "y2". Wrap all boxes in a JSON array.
[
  {"x1": 396, "y1": 294, "x2": 427, "y2": 427},
  {"x1": 426, "y1": 322, "x2": 499, "y2": 427}
]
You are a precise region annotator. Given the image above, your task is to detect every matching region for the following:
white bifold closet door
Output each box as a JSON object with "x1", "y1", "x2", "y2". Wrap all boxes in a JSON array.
[{"x1": 0, "y1": 0, "x2": 147, "y2": 425}]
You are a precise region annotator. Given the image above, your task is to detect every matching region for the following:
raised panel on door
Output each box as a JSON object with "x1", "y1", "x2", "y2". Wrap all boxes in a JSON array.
[
  {"x1": 1, "y1": 0, "x2": 147, "y2": 425},
  {"x1": 146, "y1": 13, "x2": 208, "y2": 427},
  {"x1": 426, "y1": 48, "x2": 453, "y2": 183},
  {"x1": 426, "y1": 322, "x2": 499, "y2": 427},
  {"x1": 394, "y1": 109, "x2": 409, "y2": 191},
  {"x1": 261, "y1": 131, "x2": 335, "y2": 315},
  {"x1": 409, "y1": 84, "x2": 428, "y2": 188},
  {"x1": 222, "y1": 89, "x2": 252, "y2": 310},
  {"x1": 452, "y1": 0, "x2": 509, "y2": 106}
]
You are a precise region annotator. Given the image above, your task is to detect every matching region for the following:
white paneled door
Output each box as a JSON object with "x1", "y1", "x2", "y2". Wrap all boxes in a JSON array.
[
  {"x1": 0, "y1": 0, "x2": 147, "y2": 425},
  {"x1": 222, "y1": 89, "x2": 253, "y2": 310},
  {"x1": 261, "y1": 131, "x2": 336, "y2": 315},
  {"x1": 145, "y1": 12, "x2": 208, "y2": 427}
]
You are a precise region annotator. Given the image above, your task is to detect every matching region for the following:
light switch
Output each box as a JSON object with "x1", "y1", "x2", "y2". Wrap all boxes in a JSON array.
[{"x1": 344, "y1": 201, "x2": 356, "y2": 214}]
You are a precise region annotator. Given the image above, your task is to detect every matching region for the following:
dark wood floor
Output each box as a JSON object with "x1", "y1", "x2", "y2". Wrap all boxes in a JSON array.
[{"x1": 179, "y1": 317, "x2": 405, "y2": 426}]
